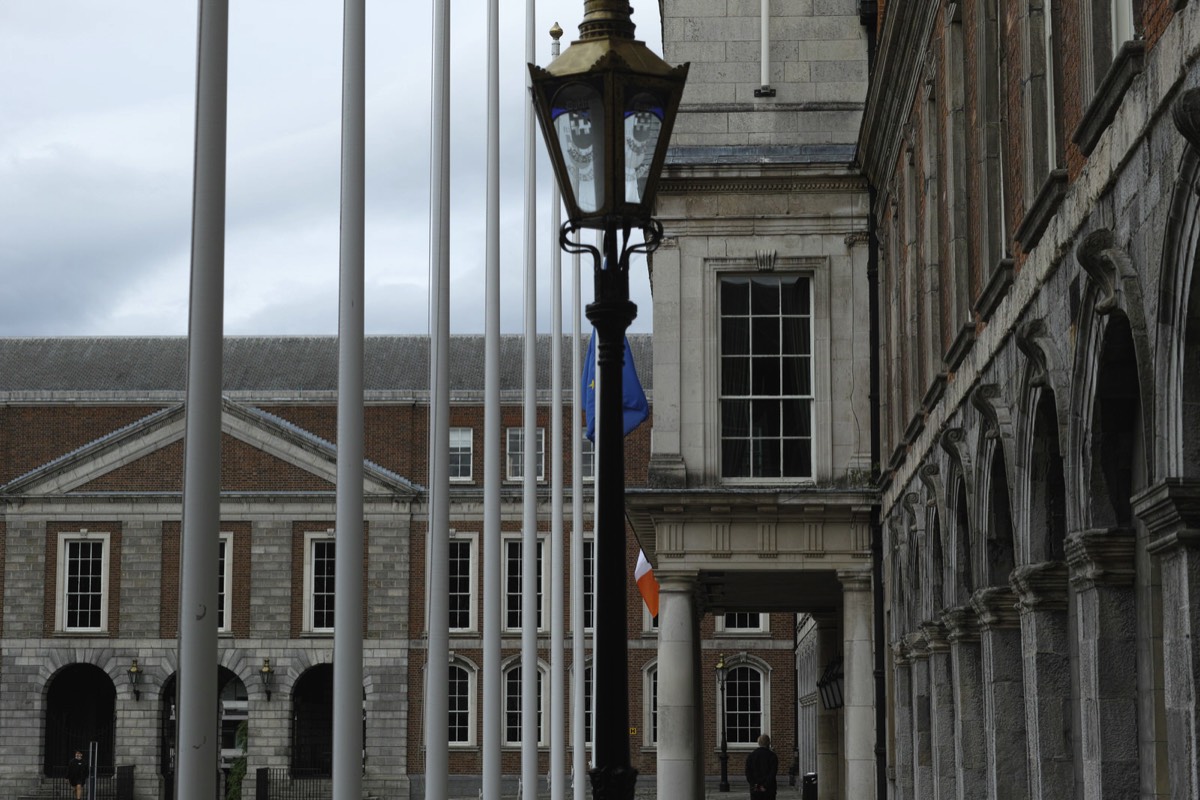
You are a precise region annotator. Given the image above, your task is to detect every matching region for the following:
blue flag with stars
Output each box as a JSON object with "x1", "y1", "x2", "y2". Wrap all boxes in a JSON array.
[{"x1": 582, "y1": 330, "x2": 649, "y2": 442}]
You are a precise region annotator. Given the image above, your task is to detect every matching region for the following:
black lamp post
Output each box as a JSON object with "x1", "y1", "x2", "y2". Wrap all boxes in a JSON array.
[
  {"x1": 715, "y1": 654, "x2": 730, "y2": 792},
  {"x1": 529, "y1": 4, "x2": 686, "y2": 800}
]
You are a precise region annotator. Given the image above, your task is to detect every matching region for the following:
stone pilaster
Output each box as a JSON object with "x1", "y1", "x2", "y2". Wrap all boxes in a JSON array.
[
  {"x1": 1011, "y1": 561, "x2": 1074, "y2": 800},
  {"x1": 906, "y1": 632, "x2": 933, "y2": 800},
  {"x1": 921, "y1": 621, "x2": 958, "y2": 800},
  {"x1": 943, "y1": 604, "x2": 987, "y2": 800},
  {"x1": 1134, "y1": 479, "x2": 1200, "y2": 800},
  {"x1": 656, "y1": 574, "x2": 701, "y2": 800},
  {"x1": 892, "y1": 639, "x2": 914, "y2": 800},
  {"x1": 1066, "y1": 529, "x2": 1139, "y2": 800},
  {"x1": 839, "y1": 569, "x2": 876, "y2": 800},
  {"x1": 971, "y1": 586, "x2": 1029, "y2": 800}
]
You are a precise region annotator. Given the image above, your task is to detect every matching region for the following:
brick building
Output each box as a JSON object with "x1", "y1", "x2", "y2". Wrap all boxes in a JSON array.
[
  {"x1": 859, "y1": 1, "x2": 1200, "y2": 799},
  {"x1": 0, "y1": 335, "x2": 799, "y2": 799}
]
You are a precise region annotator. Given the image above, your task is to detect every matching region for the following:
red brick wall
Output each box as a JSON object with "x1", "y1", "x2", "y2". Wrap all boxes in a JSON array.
[{"x1": 0, "y1": 405, "x2": 163, "y2": 484}]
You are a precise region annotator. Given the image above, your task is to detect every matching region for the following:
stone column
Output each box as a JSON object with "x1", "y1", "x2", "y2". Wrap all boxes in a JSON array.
[
  {"x1": 814, "y1": 614, "x2": 841, "y2": 800},
  {"x1": 943, "y1": 605, "x2": 987, "y2": 800},
  {"x1": 1066, "y1": 529, "x2": 1139, "y2": 799},
  {"x1": 892, "y1": 640, "x2": 914, "y2": 800},
  {"x1": 1012, "y1": 561, "x2": 1075, "y2": 800},
  {"x1": 657, "y1": 574, "x2": 701, "y2": 800},
  {"x1": 921, "y1": 621, "x2": 958, "y2": 800},
  {"x1": 840, "y1": 568, "x2": 876, "y2": 800},
  {"x1": 1134, "y1": 479, "x2": 1200, "y2": 800},
  {"x1": 972, "y1": 586, "x2": 1029, "y2": 800},
  {"x1": 907, "y1": 632, "x2": 934, "y2": 800}
]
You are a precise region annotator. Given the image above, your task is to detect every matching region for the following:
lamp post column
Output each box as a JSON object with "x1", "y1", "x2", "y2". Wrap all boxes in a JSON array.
[
  {"x1": 716, "y1": 658, "x2": 730, "y2": 793},
  {"x1": 587, "y1": 225, "x2": 637, "y2": 800}
]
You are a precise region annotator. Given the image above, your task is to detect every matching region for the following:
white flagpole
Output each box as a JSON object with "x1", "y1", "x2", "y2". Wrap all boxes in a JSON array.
[
  {"x1": 333, "y1": 1, "x2": 366, "y2": 799},
  {"x1": 482, "y1": 0, "x2": 502, "y2": 789},
  {"x1": 570, "y1": 235, "x2": 586, "y2": 800},
  {"x1": 177, "y1": 3, "x2": 226, "y2": 799},
  {"x1": 548, "y1": 24, "x2": 566, "y2": 800},
  {"x1": 521, "y1": 0, "x2": 539, "y2": 791},
  {"x1": 426, "y1": 0, "x2": 452, "y2": 792}
]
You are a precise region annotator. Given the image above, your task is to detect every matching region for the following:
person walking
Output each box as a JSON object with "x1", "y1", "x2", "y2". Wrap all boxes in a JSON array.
[
  {"x1": 745, "y1": 733, "x2": 779, "y2": 800},
  {"x1": 66, "y1": 749, "x2": 88, "y2": 800}
]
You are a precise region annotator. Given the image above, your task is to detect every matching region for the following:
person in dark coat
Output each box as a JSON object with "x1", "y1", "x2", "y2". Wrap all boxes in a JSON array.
[
  {"x1": 745, "y1": 733, "x2": 779, "y2": 800},
  {"x1": 66, "y1": 750, "x2": 88, "y2": 800}
]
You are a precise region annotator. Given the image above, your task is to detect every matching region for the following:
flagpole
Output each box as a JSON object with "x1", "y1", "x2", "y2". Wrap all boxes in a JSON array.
[
  {"x1": 548, "y1": 25, "x2": 566, "y2": 800},
  {"x1": 176, "y1": 3, "x2": 227, "y2": 799},
  {"x1": 425, "y1": 0, "x2": 452, "y2": 791},
  {"x1": 521, "y1": 0, "x2": 539, "y2": 792},
  {"x1": 482, "y1": 0, "x2": 502, "y2": 787},
  {"x1": 570, "y1": 233, "x2": 586, "y2": 800},
  {"x1": 332, "y1": 0, "x2": 366, "y2": 798}
]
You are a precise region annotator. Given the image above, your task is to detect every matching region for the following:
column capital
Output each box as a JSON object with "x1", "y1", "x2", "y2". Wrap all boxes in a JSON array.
[
  {"x1": 1132, "y1": 478, "x2": 1200, "y2": 556},
  {"x1": 904, "y1": 631, "x2": 930, "y2": 660},
  {"x1": 941, "y1": 603, "x2": 980, "y2": 643},
  {"x1": 837, "y1": 567, "x2": 873, "y2": 592},
  {"x1": 1011, "y1": 561, "x2": 1069, "y2": 613},
  {"x1": 892, "y1": 639, "x2": 911, "y2": 666},
  {"x1": 919, "y1": 620, "x2": 950, "y2": 652},
  {"x1": 656, "y1": 572, "x2": 699, "y2": 593},
  {"x1": 1066, "y1": 529, "x2": 1136, "y2": 589},
  {"x1": 970, "y1": 586, "x2": 1021, "y2": 630}
]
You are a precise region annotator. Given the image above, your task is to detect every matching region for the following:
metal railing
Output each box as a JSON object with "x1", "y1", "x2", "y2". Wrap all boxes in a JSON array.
[
  {"x1": 254, "y1": 768, "x2": 331, "y2": 800},
  {"x1": 40, "y1": 765, "x2": 134, "y2": 800}
]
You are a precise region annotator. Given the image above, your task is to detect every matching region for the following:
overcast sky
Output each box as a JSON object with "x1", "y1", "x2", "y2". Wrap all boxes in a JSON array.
[{"x1": 0, "y1": 1, "x2": 660, "y2": 337}]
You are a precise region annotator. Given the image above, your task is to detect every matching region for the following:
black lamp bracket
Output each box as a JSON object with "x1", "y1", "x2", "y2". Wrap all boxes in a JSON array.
[{"x1": 559, "y1": 217, "x2": 665, "y2": 274}]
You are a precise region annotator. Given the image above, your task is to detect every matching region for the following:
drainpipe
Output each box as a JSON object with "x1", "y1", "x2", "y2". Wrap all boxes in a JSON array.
[{"x1": 857, "y1": 3, "x2": 888, "y2": 799}]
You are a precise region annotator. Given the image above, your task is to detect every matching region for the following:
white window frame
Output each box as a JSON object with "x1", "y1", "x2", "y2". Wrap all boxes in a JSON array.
[
  {"x1": 502, "y1": 659, "x2": 548, "y2": 746},
  {"x1": 717, "y1": 273, "x2": 816, "y2": 482},
  {"x1": 716, "y1": 659, "x2": 771, "y2": 750},
  {"x1": 56, "y1": 530, "x2": 110, "y2": 633},
  {"x1": 449, "y1": 427, "x2": 473, "y2": 482},
  {"x1": 448, "y1": 657, "x2": 478, "y2": 747},
  {"x1": 503, "y1": 535, "x2": 547, "y2": 632},
  {"x1": 643, "y1": 603, "x2": 660, "y2": 633},
  {"x1": 583, "y1": 537, "x2": 595, "y2": 632},
  {"x1": 303, "y1": 530, "x2": 336, "y2": 634},
  {"x1": 643, "y1": 661, "x2": 658, "y2": 748},
  {"x1": 1110, "y1": 0, "x2": 1133, "y2": 56},
  {"x1": 447, "y1": 532, "x2": 478, "y2": 633},
  {"x1": 506, "y1": 427, "x2": 545, "y2": 482},
  {"x1": 716, "y1": 612, "x2": 769, "y2": 634},
  {"x1": 217, "y1": 532, "x2": 233, "y2": 634},
  {"x1": 581, "y1": 434, "x2": 595, "y2": 482}
]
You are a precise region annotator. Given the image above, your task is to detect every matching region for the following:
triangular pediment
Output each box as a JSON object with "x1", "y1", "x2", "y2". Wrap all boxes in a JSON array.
[{"x1": 1, "y1": 400, "x2": 419, "y2": 499}]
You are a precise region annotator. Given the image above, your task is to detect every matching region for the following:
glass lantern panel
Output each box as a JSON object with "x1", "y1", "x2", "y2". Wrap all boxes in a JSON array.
[
  {"x1": 551, "y1": 83, "x2": 606, "y2": 214},
  {"x1": 624, "y1": 92, "x2": 665, "y2": 206}
]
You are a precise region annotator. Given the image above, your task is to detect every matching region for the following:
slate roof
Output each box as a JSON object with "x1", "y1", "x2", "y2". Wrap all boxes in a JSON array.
[{"x1": 0, "y1": 334, "x2": 653, "y2": 397}]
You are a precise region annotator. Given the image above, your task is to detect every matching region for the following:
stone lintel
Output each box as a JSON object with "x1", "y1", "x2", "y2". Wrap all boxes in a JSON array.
[
  {"x1": 1065, "y1": 529, "x2": 1136, "y2": 589},
  {"x1": 1132, "y1": 478, "x2": 1200, "y2": 553},
  {"x1": 941, "y1": 604, "x2": 979, "y2": 643},
  {"x1": 969, "y1": 586, "x2": 1020, "y2": 630},
  {"x1": 919, "y1": 620, "x2": 950, "y2": 653},
  {"x1": 1011, "y1": 561, "x2": 1069, "y2": 613}
]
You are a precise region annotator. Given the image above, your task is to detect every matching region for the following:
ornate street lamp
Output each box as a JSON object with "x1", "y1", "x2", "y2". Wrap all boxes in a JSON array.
[
  {"x1": 715, "y1": 654, "x2": 730, "y2": 792},
  {"x1": 260, "y1": 658, "x2": 275, "y2": 702},
  {"x1": 128, "y1": 658, "x2": 142, "y2": 701},
  {"x1": 529, "y1": 4, "x2": 687, "y2": 800}
]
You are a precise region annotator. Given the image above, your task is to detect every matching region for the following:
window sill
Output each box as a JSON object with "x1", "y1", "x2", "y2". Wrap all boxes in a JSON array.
[
  {"x1": 903, "y1": 412, "x2": 925, "y2": 446},
  {"x1": 945, "y1": 321, "x2": 976, "y2": 370},
  {"x1": 300, "y1": 631, "x2": 334, "y2": 638},
  {"x1": 1072, "y1": 40, "x2": 1146, "y2": 157},
  {"x1": 1015, "y1": 170, "x2": 1068, "y2": 252},
  {"x1": 974, "y1": 258, "x2": 1014, "y2": 322},
  {"x1": 54, "y1": 630, "x2": 109, "y2": 637},
  {"x1": 921, "y1": 374, "x2": 947, "y2": 413}
]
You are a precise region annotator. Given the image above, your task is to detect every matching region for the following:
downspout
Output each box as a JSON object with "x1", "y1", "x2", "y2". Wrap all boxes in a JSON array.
[{"x1": 857, "y1": 3, "x2": 888, "y2": 799}]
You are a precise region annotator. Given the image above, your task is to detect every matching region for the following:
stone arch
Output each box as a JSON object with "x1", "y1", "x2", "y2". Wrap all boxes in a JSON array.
[
  {"x1": 950, "y1": 469, "x2": 974, "y2": 603},
  {"x1": 1157, "y1": 88, "x2": 1200, "y2": 477},
  {"x1": 918, "y1": 462, "x2": 947, "y2": 616},
  {"x1": 44, "y1": 663, "x2": 116, "y2": 776},
  {"x1": 1024, "y1": 385, "x2": 1068, "y2": 563},
  {"x1": 979, "y1": 437, "x2": 1017, "y2": 587}
]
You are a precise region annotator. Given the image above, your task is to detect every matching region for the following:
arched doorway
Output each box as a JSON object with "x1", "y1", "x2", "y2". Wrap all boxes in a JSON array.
[
  {"x1": 291, "y1": 664, "x2": 333, "y2": 777},
  {"x1": 159, "y1": 667, "x2": 249, "y2": 798},
  {"x1": 44, "y1": 664, "x2": 116, "y2": 776}
]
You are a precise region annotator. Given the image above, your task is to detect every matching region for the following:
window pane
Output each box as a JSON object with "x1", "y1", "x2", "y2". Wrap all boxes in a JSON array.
[
  {"x1": 722, "y1": 317, "x2": 750, "y2": 355},
  {"x1": 721, "y1": 400, "x2": 750, "y2": 437},
  {"x1": 751, "y1": 400, "x2": 781, "y2": 437},
  {"x1": 583, "y1": 540, "x2": 595, "y2": 630},
  {"x1": 449, "y1": 665, "x2": 471, "y2": 744},
  {"x1": 755, "y1": 439, "x2": 782, "y2": 478},
  {"x1": 722, "y1": 440, "x2": 750, "y2": 478},
  {"x1": 750, "y1": 277, "x2": 780, "y2": 315},
  {"x1": 783, "y1": 439, "x2": 812, "y2": 478},
  {"x1": 65, "y1": 539, "x2": 104, "y2": 630},
  {"x1": 505, "y1": 541, "x2": 522, "y2": 629},
  {"x1": 780, "y1": 275, "x2": 810, "y2": 315},
  {"x1": 781, "y1": 317, "x2": 811, "y2": 356},
  {"x1": 449, "y1": 540, "x2": 472, "y2": 630},
  {"x1": 721, "y1": 277, "x2": 750, "y2": 315},
  {"x1": 751, "y1": 357, "x2": 780, "y2": 396},
  {"x1": 751, "y1": 317, "x2": 780, "y2": 356},
  {"x1": 782, "y1": 356, "x2": 811, "y2": 396},
  {"x1": 504, "y1": 667, "x2": 543, "y2": 744},
  {"x1": 782, "y1": 399, "x2": 811, "y2": 437},
  {"x1": 449, "y1": 428, "x2": 472, "y2": 480},
  {"x1": 312, "y1": 540, "x2": 335, "y2": 630},
  {"x1": 724, "y1": 666, "x2": 763, "y2": 744},
  {"x1": 217, "y1": 538, "x2": 228, "y2": 631},
  {"x1": 722, "y1": 356, "x2": 751, "y2": 396}
]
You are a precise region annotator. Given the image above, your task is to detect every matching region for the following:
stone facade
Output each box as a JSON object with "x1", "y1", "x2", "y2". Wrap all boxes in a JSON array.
[{"x1": 859, "y1": 1, "x2": 1200, "y2": 798}]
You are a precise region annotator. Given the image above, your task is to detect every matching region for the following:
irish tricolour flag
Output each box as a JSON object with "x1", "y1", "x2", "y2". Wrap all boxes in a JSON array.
[{"x1": 635, "y1": 549, "x2": 660, "y2": 618}]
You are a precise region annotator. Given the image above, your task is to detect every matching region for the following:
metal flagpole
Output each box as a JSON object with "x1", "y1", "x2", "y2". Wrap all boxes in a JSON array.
[
  {"x1": 482, "y1": 0, "x2": 502, "y2": 789},
  {"x1": 570, "y1": 233, "x2": 586, "y2": 800},
  {"x1": 426, "y1": 0, "x2": 452, "y2": 791},
  {"x1": 176, "y1": 2, "x2": 226, "y2": 798},
  {"x1": 548, "y1": 26, "x2": 566, "y2": 800},
  {"x1": 521, "y1": 0, "x2": 539, "y2": 791},
  {"x1": 333, "y1": 1, "x2": 366, "y2": 798}
]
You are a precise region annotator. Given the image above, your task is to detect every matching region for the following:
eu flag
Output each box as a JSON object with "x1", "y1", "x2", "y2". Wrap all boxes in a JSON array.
[{"x1": 582, "y1": 330, "x2": 649, "y2": 442}]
